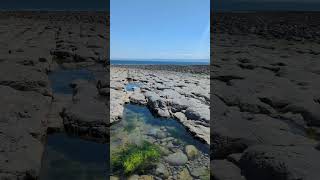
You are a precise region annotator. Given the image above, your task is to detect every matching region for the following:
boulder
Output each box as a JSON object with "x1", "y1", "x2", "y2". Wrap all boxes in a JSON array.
[
  {"x1": 177, "y1": 168, "x2": 192, "y2": 180},
  {"x1": 164, "y1": 152, "x2": 188, "y2": 166},
  {"x1": 185, "y1": 145, "x2": 199, "y2": 160},
  {"x1": 145, "y1": 91, "x2": 170, "y2": 118},
  {"x1": 155, "y1": 163, "x2": 169, "y2": 178},
  {"x1": 130, "y1": 92, "x2": 147, "y2": 105}
]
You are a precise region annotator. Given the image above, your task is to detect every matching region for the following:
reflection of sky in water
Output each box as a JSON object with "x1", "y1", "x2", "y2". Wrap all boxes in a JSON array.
[
  {"x1": 48, "y1": 68, "x2": 95, "y2": 94},
  {"x1": 40, "y1": 133, "x2": 108, "y2": 180},
  {"x1": 125, "y1": 82, "x2": 140, "y2": 91}
]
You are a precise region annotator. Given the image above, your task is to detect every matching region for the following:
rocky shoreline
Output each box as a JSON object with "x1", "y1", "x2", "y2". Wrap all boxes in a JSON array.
[
  {"x1": 112, "y1": 65, "x2": 210, "y2": 74},
  {"x1": 110, "y1": 65, "x2": 210, "y2": 179},
  {"x1": 211, "y1": 12, "x2": 320, "y2": 180},
  {"x1": 111, "y1": 66, "x2": 210, "y2": 145},
  {"x1": 0, "y1": 12, "x2": 109, "y2": 179}
]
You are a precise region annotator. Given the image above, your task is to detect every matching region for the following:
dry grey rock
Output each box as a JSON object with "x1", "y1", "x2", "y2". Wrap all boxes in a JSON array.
[
  {"x1": 130, "y1": 91, "x2": 147, "y2": 105},
  {"x1": 0, "y1": 62, "x2": 51, "y2": 95},
  {"x1": 145, "y1": 91, "x2": 171, "y2": 118},
  {"x1": 177, "y1": 168, "x2": 193, "y2": 180},
  {"x1": 61, "y1": 80, "x2": 108, "y2": 141},
  {"x1": 0, "y1": 85, "x2": 50, "y2": 179},
  {"x1": 240, "y1": 145, "x2": 320, "y2": 180},
  {"x1": 211, "y1": 160, "x2": 246, "y2": 180}
]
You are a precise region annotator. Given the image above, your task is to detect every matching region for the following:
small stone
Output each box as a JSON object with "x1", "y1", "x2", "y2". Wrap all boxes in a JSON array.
[
  {"x1": 128, "y1": 175, "x2": 140, "y2": 180},
  {"x1": 167, "y1": 141, "x2": 175, "y2": 149},
  {"x1": 110, "y1": 176, "x2": 120, "y2": 180},
  {"x1": 177, "y1": 168, "x2": 192, "y2": 180},
  {"x1": 155, "y1": 163, "x2": 170, "y2": 178},
  {"x1": 164, "y1": 152, "x2": 188, "y2": 166},
  {"x1": 156, "y1": 131, "x2": 167, "y2": 139},
  {"x1": 159, "y1": 146, "x2": 171, "y2": 155},
  {"x1": 139, "y1": 175, "x2": 154, "y2": 180},
  {"x1": 190, "y1": 166, "x2": 210, "y2": 179},
  {"x1": 185, "y1": 145, "x2": 199, "y2": 160}
]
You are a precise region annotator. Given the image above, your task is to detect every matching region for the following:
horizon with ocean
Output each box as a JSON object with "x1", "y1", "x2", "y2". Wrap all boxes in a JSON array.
[{"x1": 111, "y1": 59, "x2": 210, "y2": 65}]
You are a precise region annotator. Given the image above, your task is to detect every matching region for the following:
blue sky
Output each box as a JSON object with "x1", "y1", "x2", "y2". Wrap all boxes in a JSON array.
[{"x1": 111, "y1": 0, "x2": 210, "y2": 61}]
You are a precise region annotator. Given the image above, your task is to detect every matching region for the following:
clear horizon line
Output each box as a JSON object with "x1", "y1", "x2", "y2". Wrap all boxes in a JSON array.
[{"x1": 111, "y1": 58, "x2": 210, "y2": 61}]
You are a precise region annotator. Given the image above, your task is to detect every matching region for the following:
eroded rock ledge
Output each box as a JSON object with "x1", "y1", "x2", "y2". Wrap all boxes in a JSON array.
[
  {"x1": 211, "y1": 12, "x2": 320, "y2": 180},
  {"x1": 111, "y1": 66, "x2": 210, "y2": 144},
  {"x1": 0, "y1": 11, "x2": 108, "y2": 179}
]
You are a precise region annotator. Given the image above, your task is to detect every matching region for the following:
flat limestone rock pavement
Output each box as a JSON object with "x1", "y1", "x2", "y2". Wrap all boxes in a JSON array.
[
  {"x1": 60, "y1": 80, "x2": 109, "y2": 141},
  {"x1": 110, "y1": 68, "x2": 130, "y2": 124},
  {"x1": 240, "y1": 145, "x2": 320, "y2": 180},
  {"x1": 211, "y1": 160, "x2": 246, "y2": 180},
  {"x1": 110, "y1": 66, "x2": 210, "y2": 144},
  {"x1": 212, "y1": 12, "x2": 320, "y2": 180},
  {"x1": 0, "y1": 85, "x2": 51, "y2": 179},
  {"x1": 0, "y1": 12, "x2": 109, "y2": 179},
  {"x1": 0, "y1": 61, "x2": 51, "y2": 95}
]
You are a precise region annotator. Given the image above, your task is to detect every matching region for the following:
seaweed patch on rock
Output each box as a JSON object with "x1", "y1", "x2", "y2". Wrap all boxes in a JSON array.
[{"x1": 111, "y1": 141, "x2": 162, "y2": 175}]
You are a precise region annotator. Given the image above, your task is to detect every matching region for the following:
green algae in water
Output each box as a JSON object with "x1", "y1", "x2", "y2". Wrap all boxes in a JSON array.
[
  {"x1": 111, "y1": 141, "x2": 161, "y2": 175},
  {"x1": 123, "y1": 119, "x2": 136, "y2": 133},
  {"x1": 122, "y1": 104, "x2": 210, "y2": 153},
  {"x1": 110, "y1": 104, "x2": 210, "y2": 177}
]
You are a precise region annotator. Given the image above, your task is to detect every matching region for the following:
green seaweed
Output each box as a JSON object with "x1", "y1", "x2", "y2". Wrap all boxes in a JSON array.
[
  {"x1": 123, "y1": 120, "x2": 136, "y2": 133},
  {"x1": 111, "y1": 141, "x2": 161, "y2": 175}
]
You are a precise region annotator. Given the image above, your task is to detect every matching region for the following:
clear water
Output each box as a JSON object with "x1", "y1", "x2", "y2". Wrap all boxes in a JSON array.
[
  {"x1": 48, "y1": 68, "x2": 95, "y2": 94},
  {"x1": 115, "y1": 104, "x2": 209, "y2": 153},
  {"x1": 125, "y1": 82, "x2": 141, "y2": 91},
  {"x1": 110, "y1": 103, "x2": 210, "y2": 177},
  {"x1": 39, "y1": 133, "x2": 109, "y2": 180},
  {"x1": 42, "y1": 67, "x2": 108, "y2": 179}
]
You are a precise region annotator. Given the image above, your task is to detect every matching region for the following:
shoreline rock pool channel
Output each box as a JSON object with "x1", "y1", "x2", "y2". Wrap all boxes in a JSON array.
[
  {"x1": 0, "y1": 12, "x2": 109, "y2": 179},
  {"x1": 110, "y1": 65, "x2": 210, "y2": 179},
  {"x1": 40, "y1": 64, "x2": 109, "y2": 180}
]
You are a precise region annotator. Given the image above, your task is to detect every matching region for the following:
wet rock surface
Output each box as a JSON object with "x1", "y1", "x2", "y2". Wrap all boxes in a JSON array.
[
  {"x1": 212, "y1": 12, "x2": 320, "y2": 180},
  {"x1": 164, "y1": 152, "x2": 188, "y2": 166},
  {"x1": 0, "y1": 12, "x2": 108, "y2": 179}
]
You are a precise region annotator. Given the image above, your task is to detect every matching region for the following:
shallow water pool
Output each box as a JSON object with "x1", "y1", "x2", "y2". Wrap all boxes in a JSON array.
[
  {"x1": 39, "y1": 133, "x2": 109, "y2": 180},
  {"x1": 110, "y1": 103, "x2": 210, "y2": 178},
  {"x1": 48, "y1": 68, "x2": 95, "y2": 94},
  {"x1": 125, "y1": 82, "x2": 141, "y2": 91}
]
